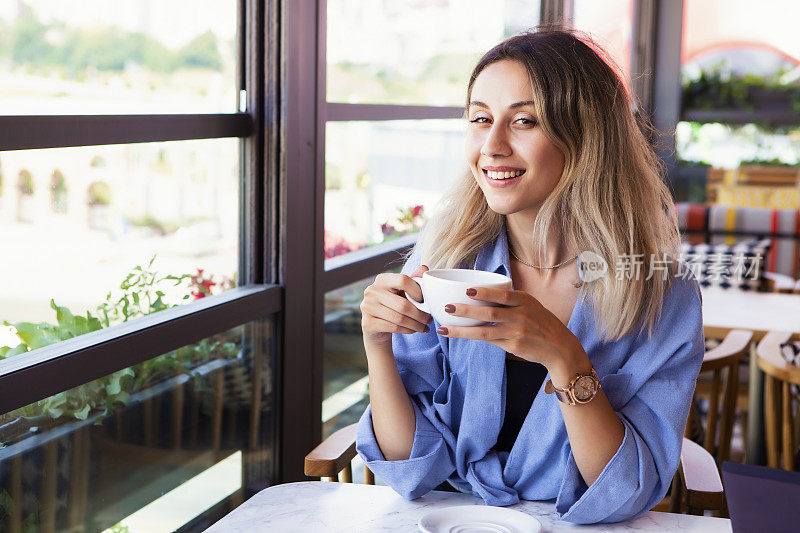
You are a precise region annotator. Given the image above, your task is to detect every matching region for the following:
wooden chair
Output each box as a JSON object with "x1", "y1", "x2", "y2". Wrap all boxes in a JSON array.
[
  {"x1": 765, "y1": 272, "x2": 799, "y2": 294},
  {"x1": 690, "y1": 328, "x2": 753, "y2": 464},
  {"x1": 756, "y1": 330, "x2": 800, "y2": 470},
  {"x1": 669, "y1": 438, "x2": 726, "y2": 515},
  {"x1": 304, "y1": 424, "x2": 373, "y2": 484}
]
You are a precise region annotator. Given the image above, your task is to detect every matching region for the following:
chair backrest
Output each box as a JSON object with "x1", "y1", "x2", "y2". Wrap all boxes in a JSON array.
[
  {"x1": 756, "y1": 331, "x2": 800, "y2": 470},
  {"x1": 670, "y1": 437, "x2": 725, "y2": 515},
  {"x1": 691, "y1": 328, "x2": 752, "y2": 464}
]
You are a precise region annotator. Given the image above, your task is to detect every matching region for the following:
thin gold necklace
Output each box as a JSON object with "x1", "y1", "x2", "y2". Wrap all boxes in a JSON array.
[{"x1": 508, "y1": 246, "x2": 579, "y2": 269}]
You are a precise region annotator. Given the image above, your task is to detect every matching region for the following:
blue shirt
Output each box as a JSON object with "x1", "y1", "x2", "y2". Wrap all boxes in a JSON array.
[{"x1": 356, "y1": 223, "x2": 705, "y2": 524}]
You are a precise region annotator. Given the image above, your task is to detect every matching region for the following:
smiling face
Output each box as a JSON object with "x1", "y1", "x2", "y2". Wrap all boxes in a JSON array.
[{"x1": 465, "y1": 59, "x2": 565, "y2": 216}]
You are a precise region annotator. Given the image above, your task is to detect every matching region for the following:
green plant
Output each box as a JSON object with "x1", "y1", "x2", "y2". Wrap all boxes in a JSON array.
[
  {"x1": 1, "y1": 257, "x2": 191, "y2": 422},
  {"x1": 0, "y1": 257, "x2": 242, "y2": 429},
  {"x1": 16, "y1": 169, "x2": 34, "y2": 196},
  {"x1": 381, "y1": 204, "x2": 426, "y2": 242},
  {"x1": 682, "y1": 61, "x2": 800, "y2": 111},
  {"x1": 50, "y1": 169, "x2": 68, "y2": 213},
  {"x1": 87, "y1": 180, "x2": 111, "y2": 206},
  {"x1": 0, "y1": 490, "x2": 35, "y2": 533},
  {"x1": 50, "y1": 169, "x2": 66, "y2": 192},
  {"x1": 737, "y1": 157, "x2": 796, "y2": 167}
]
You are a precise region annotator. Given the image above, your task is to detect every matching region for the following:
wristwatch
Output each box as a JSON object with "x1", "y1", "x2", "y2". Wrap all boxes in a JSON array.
[{"x1": 545, "y1": 367, "x2": 601, "y2": 406}]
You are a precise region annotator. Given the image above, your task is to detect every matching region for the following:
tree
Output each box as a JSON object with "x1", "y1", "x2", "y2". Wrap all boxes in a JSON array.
[{"x1": 177, "y1": 30, "x2": 223, "y2": 70}]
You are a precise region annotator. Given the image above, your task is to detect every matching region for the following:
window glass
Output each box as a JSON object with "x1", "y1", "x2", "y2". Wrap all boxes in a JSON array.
[
  {"x1": 571, "y1": 0, "x2": 634, "y2": 86},
  {"x1": 0, "y1": 1, "x2": 238, "y2": 115},
  {"x1": 0, "y1": 319, "x2": 275, "y2": 532},
  {"x1": 326, "y1": 0, "x2": 540, "y2": 106},
  {"x1": 323, "y1": 269, "x2": 401, "y2": 439},
  {"x1": 682, "y1": 0, "x2": 800, "y2": 78},
  {"x1": 324, "y1": 119, "x2": 465, "y2": 259},
  {"x1": 679, "y1": 0, "x2": 800, "y2": 205},
  {"x1": 0, "y1": 139, "x2": 239, "y2": 352}
]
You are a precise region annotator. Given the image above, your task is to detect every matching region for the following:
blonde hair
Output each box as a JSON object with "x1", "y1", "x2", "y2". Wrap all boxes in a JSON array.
[{"x1": 410, "y1": 27, "x2": 681, "y2": 342}]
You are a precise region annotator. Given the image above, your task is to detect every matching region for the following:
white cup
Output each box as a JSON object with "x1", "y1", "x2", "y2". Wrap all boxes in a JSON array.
[{"x1": 405, "y1": 269, "x2": 513, "y2": 327}]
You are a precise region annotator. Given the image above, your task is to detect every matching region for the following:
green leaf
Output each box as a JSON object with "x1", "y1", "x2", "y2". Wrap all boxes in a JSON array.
[
  {"x1": 114, "y1": 391, "x2": 131, "y2": 406},
  {"x1": 51, "y1": 299, "x2": 77, "y2": 334},
  {"x1": 86, "y1": 312, "x2": 103, "y2": 332},
  {"x1": 0, "y1": 344, "x2": 28, "y2": 358},
  {"x1": 75, "y1": 404, "x2": 91, "y2": 420},
  {"x1": 10, "y1": 322, "x2": 60, "y2": 350}
]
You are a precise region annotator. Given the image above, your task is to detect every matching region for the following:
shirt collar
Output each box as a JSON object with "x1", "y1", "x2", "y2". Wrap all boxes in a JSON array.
[{"x1": 474, "y1": 219, "x2": 511, "y2": 277}]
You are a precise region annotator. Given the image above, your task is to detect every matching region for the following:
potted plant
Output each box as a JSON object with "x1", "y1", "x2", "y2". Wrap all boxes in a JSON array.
[
  {"x1": 86, "y1": 180, "x2": 112, "y2": 230},
  {"x1": 16, "y1": 169, "x2": 35, "y2": 223},
  {"x1": 681, "y1": 62, "x2": 800, "y2": 115},
  {"x1": 380, "y1": 204, "x2": 426, "y2": 243},
  {"x1": 49, "y1": 169, "x2": 68, "y2": 214}
]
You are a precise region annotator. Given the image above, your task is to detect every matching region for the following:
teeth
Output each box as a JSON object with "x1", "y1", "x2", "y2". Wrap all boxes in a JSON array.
[{"x1": 486, "y1": 170, "x2": 524, "y2": 180}]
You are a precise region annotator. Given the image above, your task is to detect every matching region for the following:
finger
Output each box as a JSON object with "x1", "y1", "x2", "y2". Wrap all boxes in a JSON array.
[
  {"x1": 377, "y1": 273, "x2": 424, "y2": 302},
  {"x1": 368, "y1": 302, "x2": 430, "y2": 333},
  {"x1": 465, "y1": 287, "x2": 531, "y2": 307},
  {"x1": 386, "y1": 291, "x2": 433, "y2": 325},
  {"x1": 436, "y1": 324, "x2": 508, "y2": 341},
  {"x1": 443, "y1": 302, "x2": 510, "y2": 323},
  {"x1": 409, "y1": 264, "x2": 429, "y2": 278},
  {"x1": 367, "y1": 316, "x2": 419, "y2": 335},
  {"x1": 397, "y1": 273, "x2": 425, "y2": 303}
]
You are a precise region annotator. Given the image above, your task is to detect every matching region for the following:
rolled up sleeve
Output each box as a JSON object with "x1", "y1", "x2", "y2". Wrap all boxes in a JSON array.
[
  {"x1": 356, "y1": 399, "x2": 455, "y2": 499},
  {"x1": 554, "y1": 277, "x2": 705, "y2": 524},
  {"x1": 355, "y1": 245, "x2": 457, "y2": 499}
]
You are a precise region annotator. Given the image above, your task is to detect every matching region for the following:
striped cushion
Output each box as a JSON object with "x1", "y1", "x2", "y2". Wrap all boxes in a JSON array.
[
  {"x1": 675, "y1": 203, "x2": 800, "y2": 278},
  {"x1": 680, "y1": 238, "x2": 771, "y2": 291}
]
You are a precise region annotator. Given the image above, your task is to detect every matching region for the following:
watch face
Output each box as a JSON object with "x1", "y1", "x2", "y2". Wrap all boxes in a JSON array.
[{"x1": 574, "y1": 376, "x2": 597, "y2": 402}]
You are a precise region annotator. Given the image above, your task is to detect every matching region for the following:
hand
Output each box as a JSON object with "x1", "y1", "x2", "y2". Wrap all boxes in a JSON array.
[
  {"x1": 437, "y1": 287, "x2": 584, "y2": 370},
  {"x1": 360, "y1": 265, "x2": 434, "y2": 349}
]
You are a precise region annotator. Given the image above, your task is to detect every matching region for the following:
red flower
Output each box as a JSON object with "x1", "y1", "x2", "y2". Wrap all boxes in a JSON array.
[{"x1": 412, "y1": 205, "x2": 423, "y2": 217}]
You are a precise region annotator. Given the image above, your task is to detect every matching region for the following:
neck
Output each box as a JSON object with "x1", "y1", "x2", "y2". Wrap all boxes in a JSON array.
[{"x1": 505, "y1": 211, "x2": 575, "y2": 282}]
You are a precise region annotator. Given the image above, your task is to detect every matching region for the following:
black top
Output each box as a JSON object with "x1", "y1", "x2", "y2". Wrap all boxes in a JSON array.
[{"x1": 492, "y1": 354, "x2": 548, "y2": 453}]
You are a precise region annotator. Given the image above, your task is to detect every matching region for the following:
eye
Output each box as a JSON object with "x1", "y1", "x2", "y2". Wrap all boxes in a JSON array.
[
  {"x1": 469, "y1": 116, "x2": 490, "y2": 124},
  {"x1": 516, "y1": 117, "x2": 537, "y2": 126}
]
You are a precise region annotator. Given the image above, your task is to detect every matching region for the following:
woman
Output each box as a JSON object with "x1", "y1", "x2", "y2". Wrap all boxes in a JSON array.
[{"x1": 356, "y1": 27, "x2": 704, "y2": 525}]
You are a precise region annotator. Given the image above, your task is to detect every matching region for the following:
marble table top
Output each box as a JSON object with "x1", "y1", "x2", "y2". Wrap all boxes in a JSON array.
[
  {"x1": 205, "y1": 481, "x2": 732, "y2": 532},
  {"x1": 701, "y1": 287, "x2": 800, "y2": 339}
]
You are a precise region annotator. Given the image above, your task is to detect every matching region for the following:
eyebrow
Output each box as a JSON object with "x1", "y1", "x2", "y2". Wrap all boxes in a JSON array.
[{"x1": 468, "y1": 100, "x2": 536, "y2": 110}]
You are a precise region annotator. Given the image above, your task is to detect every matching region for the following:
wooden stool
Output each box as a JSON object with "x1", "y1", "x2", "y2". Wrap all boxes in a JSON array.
[{"x1": 756, "y1": 331, "x2": 800, "y2": 470}]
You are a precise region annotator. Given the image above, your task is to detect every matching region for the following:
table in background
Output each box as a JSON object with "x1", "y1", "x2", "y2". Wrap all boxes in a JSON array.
[
  {"x1": 205, "y1": 481, "x2": 731, "y2": 532},
  {"x1": 701, "y1": 287, "x2": 800, "y2": 464}
]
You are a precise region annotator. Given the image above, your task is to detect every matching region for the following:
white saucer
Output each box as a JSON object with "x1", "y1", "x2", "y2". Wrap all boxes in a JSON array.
[{"x1": 418, "y1": 505, "x2": 542, "y2": 533}]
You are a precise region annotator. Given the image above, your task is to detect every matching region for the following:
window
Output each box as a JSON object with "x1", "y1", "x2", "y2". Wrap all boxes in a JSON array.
[
  {"x1": 571, "y1": 0, "x2": 634, "y2": 87},
  {"x1": 321, "y1": 0, "x2": 542, "y2": 457},
  {"x1": 0, "y1": 1, "x2": 278, "y2": 531}
]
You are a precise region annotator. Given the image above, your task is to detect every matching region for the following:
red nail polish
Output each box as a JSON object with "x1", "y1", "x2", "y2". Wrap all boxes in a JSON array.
[
  {"x1": 466, "y1": 288, "x2": 477, "y2": 297},
  {"x1": 437, "y1": 326, "x2": 448, "y2": 335},
  {"x1": 444, "y1": 304, "x2": 455, "y2": 313}
]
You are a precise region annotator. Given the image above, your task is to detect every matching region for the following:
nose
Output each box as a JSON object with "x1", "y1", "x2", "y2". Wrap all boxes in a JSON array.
[{"x1": 480, "y1": 123, "x2": 511, "y2": 158}]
